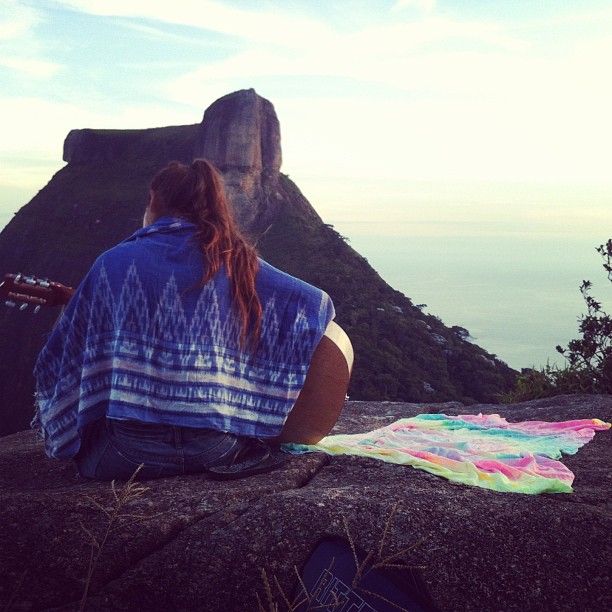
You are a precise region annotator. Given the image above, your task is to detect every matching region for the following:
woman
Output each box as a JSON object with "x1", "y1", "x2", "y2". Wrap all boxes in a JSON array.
[{"x1": 34, "y1": 159, "x2": 335, "y2": 480}]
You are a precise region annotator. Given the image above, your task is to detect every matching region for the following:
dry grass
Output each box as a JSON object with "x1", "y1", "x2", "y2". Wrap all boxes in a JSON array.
[
  {"x1": 256, "y1": 502, "x2": 426, "y2": 612},
  {"x1": 78, "y1": 466, "x2": 162, "y2": 611}
]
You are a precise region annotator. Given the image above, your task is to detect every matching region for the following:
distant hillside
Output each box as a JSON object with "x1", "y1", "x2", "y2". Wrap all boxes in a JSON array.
[{"x1": 0, "y1": 89, "x2": 516, "y2": 436}]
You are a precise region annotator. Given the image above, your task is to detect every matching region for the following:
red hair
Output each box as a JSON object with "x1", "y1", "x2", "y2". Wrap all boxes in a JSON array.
[{"x1": 150, "y1": 159, "x2": 262, "y2": 349}]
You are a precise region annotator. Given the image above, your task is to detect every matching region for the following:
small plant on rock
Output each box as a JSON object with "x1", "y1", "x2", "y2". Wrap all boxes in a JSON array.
[
  {"x1": 255, "y1": 502, "x2": 426, "y2": 612},
  {"x1": 502, "y1": 240, "x2": 612, "y2": 402},
  {"x1": 78, "y1": 466, "x2": 161, "y2": 611},
  {"x1": 555, "y1": 239, "x2": 612, "y2": 394}
]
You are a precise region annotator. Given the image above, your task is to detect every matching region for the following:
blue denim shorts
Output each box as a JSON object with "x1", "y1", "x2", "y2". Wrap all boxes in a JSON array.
[{"x1": 74, "y1": 418, "x2": 250, "y2": 481}]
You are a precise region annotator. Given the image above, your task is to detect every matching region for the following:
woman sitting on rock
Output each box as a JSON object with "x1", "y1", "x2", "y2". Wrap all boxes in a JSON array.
[{"x1": 33, "y1": 159, "x2": 337, "y2": 480}]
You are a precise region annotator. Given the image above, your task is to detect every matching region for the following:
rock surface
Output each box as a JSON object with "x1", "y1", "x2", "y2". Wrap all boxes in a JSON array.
[
  {"x1": 1, "y1": 395, "x2": 610, "y2": 612},
  {"x1": 63, "y1": 89, "x2": 284, "y2": 232},
  {"x1": 197, "y1": 88, "x2": 283, "y2": 231}
]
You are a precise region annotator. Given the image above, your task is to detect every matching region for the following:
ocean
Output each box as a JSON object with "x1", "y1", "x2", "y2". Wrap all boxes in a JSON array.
[{"x1": 309, "y1": 179, "x2": 612, "y2": 371}]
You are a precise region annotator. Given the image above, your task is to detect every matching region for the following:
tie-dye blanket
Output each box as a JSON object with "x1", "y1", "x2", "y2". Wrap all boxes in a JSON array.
[{"x1": 284, "y1": 413, "x2": 611, "y2": 494}]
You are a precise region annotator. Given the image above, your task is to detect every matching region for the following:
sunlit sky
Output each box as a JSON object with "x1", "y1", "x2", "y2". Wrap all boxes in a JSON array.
[{"x1": 2, "y1": 0, "x2": 612, "y2": 369}]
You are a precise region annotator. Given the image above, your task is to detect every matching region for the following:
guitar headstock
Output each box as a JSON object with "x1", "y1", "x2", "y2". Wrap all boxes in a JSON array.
[{"x1": 0, "y1": 273, "x2": 75, "y2": 312}]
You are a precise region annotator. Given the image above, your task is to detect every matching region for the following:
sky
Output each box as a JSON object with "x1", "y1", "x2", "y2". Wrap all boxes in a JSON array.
[{"x1": 1, "y1": 0, "x2": 612, "y2": 370}]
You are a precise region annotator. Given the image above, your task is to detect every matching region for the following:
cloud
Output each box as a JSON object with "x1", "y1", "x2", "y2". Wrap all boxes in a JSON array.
[
  {"x1": 0, "y1": 96, "x2": 196, "y2": 157},
  {"x1": 0, "y1": 1, "x2": 61, "y2": 78},
  {"x1": 0, "y1": 57, "x2": 61, "y2": 78},
  {"x1": 161, "y1": 15, "x2": 532, "y2": 107},
  {"x1": 53, "y1": 0, "x2": 335, "y2": 48},
  {"x1": 151, "y1": 1, "x2": 611, "y2": 185},
  {"x1": 3, "y1": 0, "x2": 612, "y2": 188},
  {"x1": 393, "y1": 0, "x2": 436, "y2": 13},
  {"x1": 0, "y1": 0, "x2": 39, "y2": 37}
]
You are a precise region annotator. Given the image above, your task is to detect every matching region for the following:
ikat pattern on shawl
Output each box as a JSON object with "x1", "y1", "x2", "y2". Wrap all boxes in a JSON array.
[{"x1": 34, "y1": 218, "x2": 334, "y2": 459}]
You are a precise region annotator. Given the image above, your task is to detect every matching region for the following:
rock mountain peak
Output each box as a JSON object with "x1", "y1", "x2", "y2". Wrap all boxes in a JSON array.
[{"x1": 63, "y1": 88, "x2": 283, "y2": 230}]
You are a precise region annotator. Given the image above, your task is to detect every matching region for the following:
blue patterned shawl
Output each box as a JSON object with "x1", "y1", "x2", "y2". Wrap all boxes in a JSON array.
[{"x1": 34, "y1": 217, "x2": 335, "y2": 459}]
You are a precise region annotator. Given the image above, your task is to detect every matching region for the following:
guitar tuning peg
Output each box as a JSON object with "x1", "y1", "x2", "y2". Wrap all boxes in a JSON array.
[
  {"x1": 5, "y1": 300, "x2": 16, "y2": 308},
  {"x1": 34, "y1": 305, "x2": 41, "y2": 314},
  {"x1": 19, "y1": 303, "x2": 28, "y2": 311}
]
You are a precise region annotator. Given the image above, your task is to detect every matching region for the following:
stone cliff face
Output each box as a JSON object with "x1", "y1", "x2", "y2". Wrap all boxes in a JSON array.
[
  {"x1": 0, "y1": 89, "x2": 516, "y2": 437},
  {"x1": 0, "y1": 395, "x2": 610, "y2": 611},
  {"x1": 197, "y1": 89, "x2": 283, "y2": 231},
  {"x1": 198, "y1": 88, "x2": 282, "y2": 176},
  {"x1": 62, "y1": 89, "x2": 284, "y2": 232},
  {"x1": 63, "y1": 124, "x2": 198, "y2": 168}
]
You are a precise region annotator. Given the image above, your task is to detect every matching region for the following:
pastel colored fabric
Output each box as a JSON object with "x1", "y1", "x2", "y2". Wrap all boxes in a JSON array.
[
  {"x1": 34, "y1": 217, "x2": 334, "y2": 460},
  {"x1": 284, "y1": 413, "x2": 611, "y2": 494}
]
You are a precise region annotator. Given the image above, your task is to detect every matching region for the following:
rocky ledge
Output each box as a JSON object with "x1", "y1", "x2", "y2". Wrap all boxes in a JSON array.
[{"x1": 1, "y1": 395, "x2": 611, "y2": 612}]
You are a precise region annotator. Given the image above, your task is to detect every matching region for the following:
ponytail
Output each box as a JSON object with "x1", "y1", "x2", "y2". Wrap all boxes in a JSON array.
[{"x1": 150, "y1": 159, "x2": 262, "y2": 350}]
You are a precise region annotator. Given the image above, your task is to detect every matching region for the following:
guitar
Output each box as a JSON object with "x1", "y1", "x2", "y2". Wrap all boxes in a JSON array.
[
  {"x1": 1, "y1": 273, "x2": 353, "y2": 444},
  {"x1": 275, "y1": 320, "x2": 354, "y2": 445},
  {"x1": 0, "y1": 273, "x2": 75, "y2": 312}
]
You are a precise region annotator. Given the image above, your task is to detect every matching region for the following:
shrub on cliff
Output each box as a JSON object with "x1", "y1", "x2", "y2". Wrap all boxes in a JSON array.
[{"x1": 503, "y1": 240, "x2": 612, "y2": 402}]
